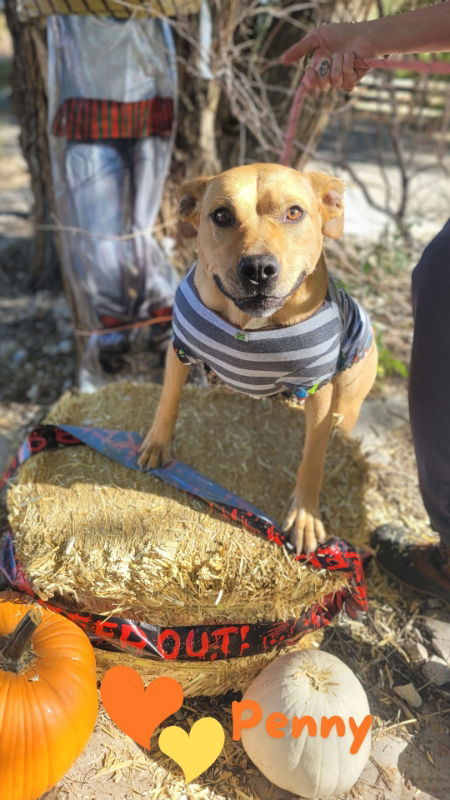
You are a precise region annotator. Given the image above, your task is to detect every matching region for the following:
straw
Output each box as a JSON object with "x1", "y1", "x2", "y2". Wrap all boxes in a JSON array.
[{"x1": 7, "y1": 382, "x2": 372, "y2": 694}]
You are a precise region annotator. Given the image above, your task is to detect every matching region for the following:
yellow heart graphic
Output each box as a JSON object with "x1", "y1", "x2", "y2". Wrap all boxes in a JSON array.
[{"x1": 158, "y1": 717, "x2": 225, "y2": 783}]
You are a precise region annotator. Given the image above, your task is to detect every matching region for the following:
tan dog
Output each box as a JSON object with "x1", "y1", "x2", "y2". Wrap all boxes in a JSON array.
[{"x1": 138, "y1": 164, "x2": 377, "y2": 554}]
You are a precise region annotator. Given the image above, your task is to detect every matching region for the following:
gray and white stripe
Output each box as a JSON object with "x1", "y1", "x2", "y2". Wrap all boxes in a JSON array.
[{"x1": 172, "y1": 265, "x2": 372, "y2": 397}]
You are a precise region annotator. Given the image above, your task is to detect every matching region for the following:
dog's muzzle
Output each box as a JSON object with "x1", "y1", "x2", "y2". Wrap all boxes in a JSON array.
[
  {"x1": 237, "y1": 254, "x2": 280, "y2": 292},
  {"x1": 213, "y1": 256, "x2": 307, "y2": 317},
  {"x1": 228, "y1": 254, "x2": 282, "y2": 315}
]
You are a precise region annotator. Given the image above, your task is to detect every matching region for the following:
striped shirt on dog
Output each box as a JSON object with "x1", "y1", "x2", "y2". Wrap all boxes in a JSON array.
[{"x1": 172, "y1": 265, "x2": 373, "y2": 399}]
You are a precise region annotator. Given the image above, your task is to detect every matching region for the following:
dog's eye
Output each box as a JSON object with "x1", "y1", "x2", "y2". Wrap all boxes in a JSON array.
[
  {"x1": 211, "y1": 207, "x2": 234, "y2": 227},
  {"x1": 285, "y1": 206, "x2": 304, "y2": 223}
]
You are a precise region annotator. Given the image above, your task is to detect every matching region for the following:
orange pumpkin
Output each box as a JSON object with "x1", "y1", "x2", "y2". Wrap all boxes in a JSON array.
[{"x1": 0, "y1": 602, "x2": 98, "y2": 800}]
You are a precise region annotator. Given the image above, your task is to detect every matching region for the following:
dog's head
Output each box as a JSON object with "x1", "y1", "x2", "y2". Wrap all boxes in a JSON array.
[{"x1": 179, "y1": 163, "x2": 344, "y2": 318}]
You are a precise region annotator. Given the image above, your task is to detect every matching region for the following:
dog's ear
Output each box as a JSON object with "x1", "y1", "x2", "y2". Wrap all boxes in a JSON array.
[
  {"x1": 178, "y1": 175, "x2": 212, "y2": 238},
  {"x1": 305, "y1": 172, "x2": 344, "y2": 239}
]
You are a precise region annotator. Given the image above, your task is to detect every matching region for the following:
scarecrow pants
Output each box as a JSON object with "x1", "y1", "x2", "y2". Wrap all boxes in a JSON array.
[
  {"x1": 63, "y1": 136, "x2": 176, "y2": 322},
  {"x1": 409, "y1": 218, "x2": 450, "y2": 545}
]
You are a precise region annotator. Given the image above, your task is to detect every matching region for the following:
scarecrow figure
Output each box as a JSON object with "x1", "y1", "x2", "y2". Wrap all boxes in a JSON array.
[{"x1": 47, "y1": 13, "x2": 178, "y2": 388}]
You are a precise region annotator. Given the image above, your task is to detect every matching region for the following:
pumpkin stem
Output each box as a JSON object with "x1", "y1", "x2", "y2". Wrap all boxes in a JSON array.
[{"x1": 1, "y1": 606, "x2": 43, "y2": 667}]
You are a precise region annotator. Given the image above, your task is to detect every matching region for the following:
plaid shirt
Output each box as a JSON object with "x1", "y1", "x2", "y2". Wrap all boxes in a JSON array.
[{"x1": 52, "y1": 97, "x2": 174, "y2": 140}]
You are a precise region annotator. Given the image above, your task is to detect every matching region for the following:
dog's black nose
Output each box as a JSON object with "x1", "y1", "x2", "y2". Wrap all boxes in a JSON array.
[{"x1": 238, "y1": 255, "x2": 280, "y2": 287}]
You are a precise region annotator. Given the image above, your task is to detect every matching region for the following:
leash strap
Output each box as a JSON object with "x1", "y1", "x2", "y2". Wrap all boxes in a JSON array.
[
  {"x1": 0, "y1": 424, "x2": 369, "y2": 661},
  {"x1": 281, "y1": 56, "x2": 450, "y2": 166},
  {"x1": 0, "y1": 528, "x2": 352, "y2": 661}
]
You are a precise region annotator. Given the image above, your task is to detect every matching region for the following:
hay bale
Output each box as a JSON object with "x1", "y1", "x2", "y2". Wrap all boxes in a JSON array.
[
  {"x1": 94, "y1": 632, "x2": 323, "y2": 697},
  {"x1": 7, "y1": 383, "x2": 370, "y2": 695}
]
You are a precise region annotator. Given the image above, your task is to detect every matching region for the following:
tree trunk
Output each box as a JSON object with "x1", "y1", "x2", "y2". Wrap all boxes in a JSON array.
[{"x1": 4, "y1": 0, "x2": 60, "y2": 287}]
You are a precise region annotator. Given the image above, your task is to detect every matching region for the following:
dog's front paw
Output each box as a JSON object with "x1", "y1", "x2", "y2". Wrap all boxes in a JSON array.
[
  {"x1": 138, "y1": 425, "x2": 173, "y2": 469},
  {"x1": 281, "y1": 494, "x2": 326, "y2": 555}
]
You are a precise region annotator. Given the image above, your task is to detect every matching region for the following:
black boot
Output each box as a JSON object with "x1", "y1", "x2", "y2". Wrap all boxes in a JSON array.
[{"x1": 370, "y1": 524, "x2": 450, "y2": 605}]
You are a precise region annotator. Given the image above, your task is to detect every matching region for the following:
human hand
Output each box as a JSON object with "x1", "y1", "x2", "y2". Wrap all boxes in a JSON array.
[{"x1": 280, "y1": 22, "x2": 379, "y2": 92}]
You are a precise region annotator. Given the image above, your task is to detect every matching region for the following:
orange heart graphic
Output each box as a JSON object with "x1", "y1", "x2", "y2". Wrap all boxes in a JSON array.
[{"x1": 100, "y1": 667, "x2": 184, "y2": 749}]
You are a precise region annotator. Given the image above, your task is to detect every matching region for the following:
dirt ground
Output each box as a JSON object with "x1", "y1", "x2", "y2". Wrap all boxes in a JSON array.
[{"x1": 1, "y1": 15, "x2": 450, "y2": 800}]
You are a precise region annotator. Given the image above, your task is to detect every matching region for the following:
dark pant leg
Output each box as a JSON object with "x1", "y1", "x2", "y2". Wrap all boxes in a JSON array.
[{"x1": 409, "y1": 219, "x2": 450, "y2": 545}]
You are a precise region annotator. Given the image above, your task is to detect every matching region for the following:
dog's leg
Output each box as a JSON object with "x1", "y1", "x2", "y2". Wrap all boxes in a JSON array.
[
  {"x1": 282, "y1": 381, "x2": 335, "y2": 554},
  {"x1": 138, "y1": 345, "x2": 191, "y2": 468},
  {"x1": 333, "y1": 340, "x2": 378, "y2": 435}
]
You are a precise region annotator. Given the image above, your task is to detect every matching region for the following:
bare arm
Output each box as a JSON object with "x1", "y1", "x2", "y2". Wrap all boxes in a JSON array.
[
  {"x1": 364, "y1": 2, "x2": 450, "y2": 56},
  {"x1": 281, "y1": 2, "x2": 450, "y2": 91}
]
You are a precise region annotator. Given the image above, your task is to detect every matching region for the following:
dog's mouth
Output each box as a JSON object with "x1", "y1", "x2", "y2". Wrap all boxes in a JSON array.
[
  {"x1": 232, "y1": 294, "x2": 284, "y2": 314},
  {"x1": 213, "y1": 272, "x2": 306, "y2": 317}
]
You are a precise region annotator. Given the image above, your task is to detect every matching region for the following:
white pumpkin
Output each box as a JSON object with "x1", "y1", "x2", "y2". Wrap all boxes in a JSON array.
[{"x1": 240, "y1": 650, "x2": 372, "y2": 799}]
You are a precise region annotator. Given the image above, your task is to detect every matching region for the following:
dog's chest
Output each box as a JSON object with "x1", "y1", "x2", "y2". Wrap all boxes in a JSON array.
[{"x1": 243, "y1": 317, "x2": 270, "y2": 330}]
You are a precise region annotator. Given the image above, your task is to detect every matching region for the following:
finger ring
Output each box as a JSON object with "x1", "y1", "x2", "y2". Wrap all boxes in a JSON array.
[{"x1": 318, "y1": 59, "x2": 331, "y2": 77}]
